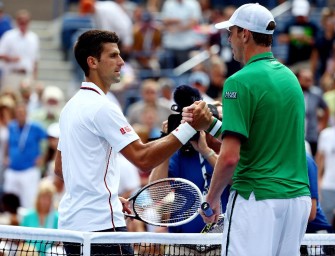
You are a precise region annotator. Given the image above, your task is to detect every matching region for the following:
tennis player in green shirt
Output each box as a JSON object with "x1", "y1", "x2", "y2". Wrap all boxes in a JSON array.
[{"x1": 183, "y1": 3, "x2": 311, "y2": 256}]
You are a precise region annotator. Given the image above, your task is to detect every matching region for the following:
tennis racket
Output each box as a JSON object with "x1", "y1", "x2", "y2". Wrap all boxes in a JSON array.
[
  {"x1": 201, "y1": 213, "x2": 225, "y2": 233},
  {"x1": 183, "y1": 214, "x2": 225, "y2": 253},
  {"x1": 125, "y1": 178, "x2": 203, "y2": 227}
]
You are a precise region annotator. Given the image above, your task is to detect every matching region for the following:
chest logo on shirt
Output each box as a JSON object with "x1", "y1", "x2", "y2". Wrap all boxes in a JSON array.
[
  {"x1": 120, "y1": 126, "x2": 132, "y2": 135},
  {"x1": 224, "y1": 91, "x2": 238, "y2": 99}
]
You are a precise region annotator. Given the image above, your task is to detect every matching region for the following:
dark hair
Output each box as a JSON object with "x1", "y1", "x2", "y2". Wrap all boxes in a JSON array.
[
  {"x1": 1, "y1": 193, "x2": 20, "y2": 214},
  {"x1": 250, "y1": 21, "x2": 276, "y2": 47},
  {"x1": 74, "y1": 30, "x2": 120, "y2": 77}
]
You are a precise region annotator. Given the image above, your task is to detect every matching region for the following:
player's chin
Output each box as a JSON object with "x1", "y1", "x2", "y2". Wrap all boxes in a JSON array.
[{"x1": 112, "y1": 76, "x2": 121, "y2": 84}]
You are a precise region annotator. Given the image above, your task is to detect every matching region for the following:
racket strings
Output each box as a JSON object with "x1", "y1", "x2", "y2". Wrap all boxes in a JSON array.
[{"x1": 133, "y1": 181, "x2": 201, "y2": 225}]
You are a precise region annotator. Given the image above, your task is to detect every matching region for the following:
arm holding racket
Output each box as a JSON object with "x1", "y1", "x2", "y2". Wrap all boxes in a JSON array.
[{"x1": 200, "y1": 136, "x2": 240, "y2": 224}]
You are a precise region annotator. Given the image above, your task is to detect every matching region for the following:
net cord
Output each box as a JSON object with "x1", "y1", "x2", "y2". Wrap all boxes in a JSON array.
[{"x1": 0, "y1": 225, "x2": 334, "y2": 246}]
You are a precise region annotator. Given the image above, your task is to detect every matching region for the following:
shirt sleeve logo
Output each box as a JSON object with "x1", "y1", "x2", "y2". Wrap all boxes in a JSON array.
[
  {"x1": 224, "y1": 91, "x2": 238, "y2": 99},
  {"x1": 120, "y1": 126, "x2": 132, "y2": 135}
]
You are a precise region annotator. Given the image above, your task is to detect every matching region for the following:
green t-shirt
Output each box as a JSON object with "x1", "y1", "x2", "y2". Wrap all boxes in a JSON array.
[{"x1": 222, "y1": 52, "x2": 310, "y2": 200}]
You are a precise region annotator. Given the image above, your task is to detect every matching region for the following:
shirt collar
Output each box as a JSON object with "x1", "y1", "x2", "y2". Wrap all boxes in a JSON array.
[
  {"x1": 246, "y1": 52, "x2": 274, "y2": 66},
  {"x1": 80, "y1": 82, "x2": 105, "y2": 96}
]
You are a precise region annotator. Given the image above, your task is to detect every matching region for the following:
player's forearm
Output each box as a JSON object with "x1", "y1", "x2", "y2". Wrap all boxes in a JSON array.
[
  {"x1": 126, "y1": 134, "x2": 182, "y2": 172},
  {"x1": 206, "y1": 137, "x2": 240, "y2": 205},
  {"x1": 206, "y1": 157, "x2": 236, "y2": 205}
]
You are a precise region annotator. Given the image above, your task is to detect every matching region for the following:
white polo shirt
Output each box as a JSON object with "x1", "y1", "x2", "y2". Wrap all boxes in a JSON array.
[
  {"x1": 0, "y1": 28, "x2": 39, "y2": 75},
  {"x1": 57, "y1": 82, "x2": 139, "y2": 232}
]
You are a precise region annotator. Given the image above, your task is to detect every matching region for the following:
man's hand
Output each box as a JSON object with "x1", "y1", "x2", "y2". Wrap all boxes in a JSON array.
[
  {"x1": 182, "y1": 101, "x2": 213, "y2": 130},
  {"x1": 199, "y1": 200, "x2": 221, "y2": 224},
  {"x1": 190, "y1": 131, "x2": 209, "y2": 155},
  {"x1": 119, "y1": 197, "x2": 132, "y2": 215}
]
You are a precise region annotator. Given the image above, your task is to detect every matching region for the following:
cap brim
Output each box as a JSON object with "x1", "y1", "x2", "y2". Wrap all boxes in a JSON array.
[{"x1": 215, "y1": 20, "x2": 233, "y2": 30}]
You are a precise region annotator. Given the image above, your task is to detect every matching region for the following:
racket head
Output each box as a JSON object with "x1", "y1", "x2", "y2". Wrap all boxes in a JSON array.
[{"x1": 126, "y1": 178, "x2": 203, "y2": 227}]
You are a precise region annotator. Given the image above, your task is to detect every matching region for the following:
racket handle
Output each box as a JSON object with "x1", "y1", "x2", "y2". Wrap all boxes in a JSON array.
[{"x1": 201, "y1": 202, "x2": 214, "y2": 217}]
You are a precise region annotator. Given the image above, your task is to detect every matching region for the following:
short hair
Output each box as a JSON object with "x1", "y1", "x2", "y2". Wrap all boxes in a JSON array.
[
  {"x1": 74, "y1": 30, "x2": 120, "y2": 77},
  {"x1": 250, "y1": 21, "x2": 276, "y2": 47}
]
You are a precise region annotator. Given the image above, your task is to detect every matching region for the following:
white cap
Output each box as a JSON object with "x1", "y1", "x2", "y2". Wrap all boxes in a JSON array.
[
  {"x1": 42, "y1": 85, "x2": 64, "y2": 103},
  {"x1": 291, "y1": 0, "x2": 310, "y2": 17},
  {"x1": 189, "y1": 71, "x2": 210, "y2": 87},
  {"x1": 215, "y1": 3, "x2": 275, "y2": 35}
]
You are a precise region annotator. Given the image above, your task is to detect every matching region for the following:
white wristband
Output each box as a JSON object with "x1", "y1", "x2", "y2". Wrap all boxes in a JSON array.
[
  {"x1": 208, "y1": 119, "x2": 222, "y2": 138},
  {"x1": 172, "y1": 122, "x2": 197, "y2": 145}
]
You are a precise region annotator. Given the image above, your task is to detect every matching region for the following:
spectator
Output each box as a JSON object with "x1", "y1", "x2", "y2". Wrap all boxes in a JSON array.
[
  {"x1": 132, "y1": 11, "x2": 162, "y2": 73},
  {"x1": 158, "y1": 77, "x2": 175, "y2": 108},
  {"x1": 29, "y1": 85, "x2": 64, "y2": 129},
  {"x1": 43, "y1": 122, "x2": 60, "y2": 177},
  {"x1": 79, "y1": 0, "x2": 133, "y2": 56},
  {"x1": 20, "y1": 179, "x2": 58, "y2": 256},
  {"x1": 41, "y1": 122, "x2": 64, "y2": 210},
  {"x1": 20, "y1": 179, "x2": 58, "y2": 227},
  {"x1": 297, "y1": 68, "x2": 329, "y2": 156},
  {"x1": 139, "y1": 105, "x2": 162, "y2": 140},
  {"x1": 310, "y1": 7, "x2": 335, "y2": 83},
  {"x1": 159, "y1": 0, "x2": 203, "y2": 69},
  {"x1": 188, "y1": 70, "x2": 215, "y2": 103},
  {"x1": 18, "y1": 79, "x2": 45, "y2": 117},
  {"x1": 278, "y1": 0, "x2": 319, "y2": 71},
  {"x1": 316, "y1": 115, "x2": 335, "y2": 226},
  {"x1": 0, "y1": 95, "x2": 14, "y2": 194},
  {"x1": 208, "y1": 5, "x2": 241, "y2": 77},
  {"x1": 0, "y1": 9, "x2": 39, "y2": 92},
  {"x1": 301, "y1": 153, "x2": 334, "y2": 255},
  {"x1": 322, "y1": 76, "x2": 335, "y2": 126},
  {"x1": 206, "y1": 55, "x2": 226, "y2": 101},
  {"x1": 3, "y1": 102, "x2": 47, "y2": 209},
  {"x1": 0, "y1": 192, "x2": 20, "y2": 226},
  {"x1": 126, "y1": 79, "x2": 172, "y2": 127}
]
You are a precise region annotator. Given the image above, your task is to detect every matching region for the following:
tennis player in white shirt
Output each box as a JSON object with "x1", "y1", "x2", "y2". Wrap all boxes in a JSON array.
[{"x1": 54, "y1": 29, "x2": 212, "y2": 255}]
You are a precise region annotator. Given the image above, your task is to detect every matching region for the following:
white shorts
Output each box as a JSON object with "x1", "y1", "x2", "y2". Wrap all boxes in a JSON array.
[
  {"x1": 222, "y1": 191, "x2": 311, "y2": 256},
  {"x1": 3, "y1": 167, "x2": 41, "y2": 209}
]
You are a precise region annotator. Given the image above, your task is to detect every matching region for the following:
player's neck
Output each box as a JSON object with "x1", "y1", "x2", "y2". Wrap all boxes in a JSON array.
[
  {"x1": 85, "y1": 76, "x2": 109, "y2": 94},
  {"x1": 244, "y1": 45, "x2": 272, "y2": 64}
]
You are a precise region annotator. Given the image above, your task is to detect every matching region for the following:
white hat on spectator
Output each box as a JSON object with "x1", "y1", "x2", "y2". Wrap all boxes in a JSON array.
[
  {"x1": 189, "y1": 71, "x2": 210, "y2": 88},
  {"x1": 292, "y1": 0, "x2": 310, "y2": 17},
  {"x1": 215, "y1": 3, "x2": 275, "y2": 35},
  {"x1": 42, "y1": 86, "x2": 64, "y2": 103}
]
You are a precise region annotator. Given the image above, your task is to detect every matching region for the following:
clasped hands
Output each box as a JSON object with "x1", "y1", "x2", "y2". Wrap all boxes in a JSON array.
[{"x1": 181, "y1": 101, "x2": 213, "y2": 131}]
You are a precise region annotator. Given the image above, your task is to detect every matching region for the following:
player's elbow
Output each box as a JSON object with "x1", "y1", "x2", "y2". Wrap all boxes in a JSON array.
[
  {"x1": 135, "y1": 158, "x2": 155, "y2": 173},
  {"x1": 222, "y1": 153, "x2": 240, "y2": 168}
]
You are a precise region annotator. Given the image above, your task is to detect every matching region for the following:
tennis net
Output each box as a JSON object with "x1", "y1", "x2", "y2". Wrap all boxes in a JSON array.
[{"x1": 0, "y1": 225, "x2": 334, "y2": 255}]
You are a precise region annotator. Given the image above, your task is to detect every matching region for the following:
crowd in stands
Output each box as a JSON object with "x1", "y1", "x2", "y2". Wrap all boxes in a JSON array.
[{"x1": 0, "y1": 0, "x2": 334, "y2": 254}]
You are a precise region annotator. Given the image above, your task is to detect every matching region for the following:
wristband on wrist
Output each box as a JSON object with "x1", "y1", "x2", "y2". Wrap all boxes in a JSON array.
[
  {"x1": 171, "y1": 122, "x2": 197, "y2": 145},
  {"x1": 206, "y1": 118, "x2": 222, "y2": 138},
  {"x1": 204, "y1": 149, "x2": 215, "y2": 159}
]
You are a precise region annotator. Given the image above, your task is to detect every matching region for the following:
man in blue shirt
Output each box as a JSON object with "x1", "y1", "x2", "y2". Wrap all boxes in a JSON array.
[
  {"x1": 301, "y1": 154, "x2": 334, "y2": 255},
  {"x1": 3, "y1": 103, "x2": 47, "y2": 209}
]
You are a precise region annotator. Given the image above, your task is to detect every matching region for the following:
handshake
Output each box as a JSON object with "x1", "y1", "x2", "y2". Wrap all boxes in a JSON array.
[{"x1": 165, "y1": 85, "x2": 222, "y2": 146}]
